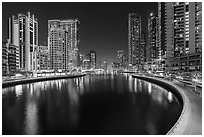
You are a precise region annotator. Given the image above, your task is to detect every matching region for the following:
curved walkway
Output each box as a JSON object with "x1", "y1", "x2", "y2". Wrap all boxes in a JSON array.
[
  {"x1": 171, "y1": 80, "x2": 202, "y2": 134},
  {"x1": 132, "y1": 75, "x2": 202, "y2": 135},
  {"x1": 2, "y1": 74, "x2": 86, "y2": 88}
]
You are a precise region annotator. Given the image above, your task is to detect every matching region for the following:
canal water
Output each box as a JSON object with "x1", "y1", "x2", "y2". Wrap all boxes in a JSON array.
[{"x1": 2, "y1": 73, "x2": 182, "y2": 135}]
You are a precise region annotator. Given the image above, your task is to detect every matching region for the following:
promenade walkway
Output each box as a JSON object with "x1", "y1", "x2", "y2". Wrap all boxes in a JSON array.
[
  {"x1": 132, "y1": 75, "x2": 202, "y2": 135},
  {"x1": 171, "y1": 79, "x2": 202, "y2": 135}
]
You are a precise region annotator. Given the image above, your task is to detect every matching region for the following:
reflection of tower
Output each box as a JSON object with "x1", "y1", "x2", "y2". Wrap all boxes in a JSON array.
[
  {"x1": 128, "y1": 76, "x2": 133, "y2": 92},
  {"x1": 134, "y1": 78, "x2": 137, "y2": 92},
  {"x1": 15, "y1": 85, "x2": 23, "y2": 97},
  {"x1": 24, "y1": 84, "x2": 39, "y2": 135},
  {"x1": 148, "y1": 82, "x2": 152, "y2": 94},
  {"x1": 67, "y1": 80, "x2": 79, "y2": 126},
  {"x1": 24, "y1": 101, "x2": 38, "y2": 135},
  {"x1": 168, "y1": 92, "x2": 173, "y2": 102}
]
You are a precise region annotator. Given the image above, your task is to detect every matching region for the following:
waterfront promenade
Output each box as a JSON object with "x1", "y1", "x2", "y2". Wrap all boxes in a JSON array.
[
  {"x1": 171, "y1": 80, "x2": 202, "y2": 134},
  {"x1": 132, "y1": 75, "x2": 202, "y2": 135}
]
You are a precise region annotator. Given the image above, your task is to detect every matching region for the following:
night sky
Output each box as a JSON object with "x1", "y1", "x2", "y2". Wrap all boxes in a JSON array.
[{"x1": 2, "y1": 2, "x2": 157, "y2": 66}]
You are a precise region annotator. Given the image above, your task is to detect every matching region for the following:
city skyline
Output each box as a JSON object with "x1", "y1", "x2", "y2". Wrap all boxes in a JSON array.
[
  {"x1": 2, "y1": 2, "x2": 157, "y2": 66},
  {"x1": 2, "y1": 2, "x2": 202, "y2": 135}
]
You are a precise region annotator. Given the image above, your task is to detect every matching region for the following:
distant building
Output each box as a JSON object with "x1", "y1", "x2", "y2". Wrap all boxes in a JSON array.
[
  {"x1": 122, "y1": 55, "x2": 129, "y2": 69},
  {"x1": 117, "y1": 50, "x2": 124, "y2": 68},
  {"x1": 157, "y1": 2, "x2": 166, "y2": 71},
  {"x1": 128, "y1": 13, "x2": 142, "y2": 69},
  {"x1": 147, "y1": 12, "x2": 158, "y2": 62},
  {"x1": 90, "y1": 50, "x2": 96, "y2": 69},
  {"x1": 2, "y1": 41, "x2": 8, "y2": 76},
  {"x1": 8, "y1": 12, "x2": 38, "y2": 72},
  {"x1": 112, "y1": 61, "x2": 120, "y2": 70},
  {"x1": 8, "y1": 43, "x2": 19, "y2": 75},
  {"x1": 97, "y1": 61, "x2": 103, "y2": 69},
  {"x1": 140, "y1": 32, "x2": 147, "y2": 68},
  {"x1": 78, "y1": 53, "x2": 84, "y2": 68},
  {"x1": 37, "y1": 45, "x2": 48, "y2": 71},
  {"x1": 103, "y1": 61, "x2": 108, "y2": 70},
  {"x1": 165, "y1": 2, "x2": 202, "y2": 72},
  {"x1": 83, "y1": 53, "x2": 91, "y2": 69},
  {"x1": 48, "y1": 19, "x2": 80, "y2": 70},
  {"x1": 145, "y1": 12, "x2": 159, "y2": 72}
]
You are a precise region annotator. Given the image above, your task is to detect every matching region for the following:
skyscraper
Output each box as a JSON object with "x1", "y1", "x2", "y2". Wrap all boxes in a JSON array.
[
  {"x1": 165, "y1": 2, "x2": 202, "y2": 72},
  {"x1": 157, "y1": 2, "x2": 166, "y2": 71},
  {"x1": 145, "y1": 12, "x2": 160, "y2": 72},
  {"x1": 128, "y1": 13, "x2": 142, "y2": 68},
  {"x1": 8, "y1": 12, "x2": 38, "y2": 72},
  {"x1": 90, "y1": 50, "x2": 96, "y2": 69},
  {"x1": 117, "y1": 50, "x2": 124, "y2": 68},
  {"x1": 48, "y1": 19, "x2": 80, "y2": 70},
  {"x1": 158, "y1": 2, "x2": 166, "y2": 60},
  {"x1": 140, "y1": 32, "x2": 147, "y2": 67},
  {"x1": 147, "y1": 12, "x2": 157, "y2": 62}
]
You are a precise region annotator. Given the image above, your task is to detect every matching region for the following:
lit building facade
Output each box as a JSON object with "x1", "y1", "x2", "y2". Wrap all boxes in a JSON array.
[
  {"x1": 140, "y1": 32, "x2": 146, "y2": 68},
  {"x1": 97, "y1": 61, "x2": 103, "y2": 69},
  {"x1": 37, "y1": 45, "x2": 49, "y2": 71},
  {"x1": 78, "y1": 53, "x2": 84, "y2": 68},
  {"x1": 8, "y1": 43, "x2": 19, "y2": 75},
  {"x1": 112, "y1": 61, "x2": 120, "y2": 70},
  {"x1": 117, "y1": 50, "x2": 124, "y2": 68},
  {"x1": 157, "y1": 2, "x2": 166, "y2": 71},
  {"x1": 103, "y1": 61, "x2": 108, "y2": 70},
  {"x1": 145, "y1": 12, "x2": 160, "y2": 72},
  {"x1": 8, "y1": 12, "x2": 38, "y2": 72},
  {"x1": 128, "y1": 13, "x2": 142, "y2": 68},
  {"x1": 90, "y1": 50, "x2": 96, "y2": 69},
  {"x1": 2, "y1": 41, "x2": 8, "y2": 76},
  {"x1": 48, "y1": 19, "x2": 80, "y2": 71},
  {"x1": 83, "y1": 53, "x2": 91, "y2": 69},
  {"x1": 165, "y1": 2, "x2": 202, "y2": 72},
  {"x1": 147, "y1": 12, "x2": 158, "y2": 62}
]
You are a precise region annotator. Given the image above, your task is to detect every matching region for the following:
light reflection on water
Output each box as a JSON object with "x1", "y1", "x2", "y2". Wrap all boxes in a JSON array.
[{"x1": 2, "y1": 74, "x2": 182, "y2": 135}]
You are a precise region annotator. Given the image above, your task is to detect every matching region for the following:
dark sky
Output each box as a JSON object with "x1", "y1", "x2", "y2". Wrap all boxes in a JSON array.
[{"x1": 2, "y1": 2, "x2": 157, "y2": 65}]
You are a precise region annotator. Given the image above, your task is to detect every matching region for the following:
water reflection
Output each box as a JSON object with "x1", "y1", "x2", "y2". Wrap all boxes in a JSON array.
[
  {"x1": 168, "y1": 92, "x2": 173, "y2": 102},
  {"x1": 3, "y1": 74, "x2": 181, "y2": 135},
  {"x1": 24, "y1": 100, "x2": 38, "y2": 134},
  {"x1": 128, "y1": 76, "x2": 133, "y2": 92},
  {"x1": 148, "y1": 83, "x2": 152, "y2": 94},
  {"x1": 15, "y1": 85, "x2": 23, "y2": 97}
]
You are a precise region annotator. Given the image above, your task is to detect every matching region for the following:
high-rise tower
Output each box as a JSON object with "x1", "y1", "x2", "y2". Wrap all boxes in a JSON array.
[
  {"x1": 128, "y1": 13, "x2": 142, "y2": 68},
  {"x1": 165, "y1": 2, "x2": 202, "y2": 72},
  {"x1": 48, "y1": 19, "x2": 80, "y2": 70},
  {"x1": 8, "y1": 12, "x2": 38, "y2": 72}
]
